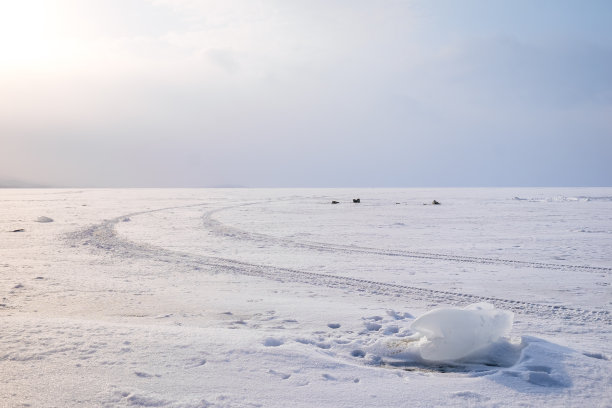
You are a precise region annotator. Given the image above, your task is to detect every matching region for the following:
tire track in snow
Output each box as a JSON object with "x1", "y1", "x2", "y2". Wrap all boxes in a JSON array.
[
  {"x1": 202, "y1": 206, "x2": 612, "y2": 274},
  {"x1": 66, "y1": 203, "x2": 611, "y2": 325}
]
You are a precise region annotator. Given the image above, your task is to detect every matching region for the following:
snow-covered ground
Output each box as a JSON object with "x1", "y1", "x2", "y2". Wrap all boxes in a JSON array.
[{"x1": 1, "y1": 188, "x2": 610, "y2": 407}]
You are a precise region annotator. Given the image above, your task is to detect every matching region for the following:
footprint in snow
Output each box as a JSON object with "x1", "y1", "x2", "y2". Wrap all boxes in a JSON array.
[
  {"x1": 451, "y1": 391, "x2": 489, "y2": 402},
  {"x1": 268, "y1": 369, "x2": 291, "y2": 380},
  {"x1": 383, "y1": 325, "x2": 399, "y2": 335},
  {"x1": 263, "y1": 338, "x2": 283, "y2": 347},
  {"x1": 386, "y1": 310, "x2": 413, "y2": 320},
  {"x1": 185, "y1": 358, "x2": 207, "y2": 368},
  {"x1": 583, "y1": 352, "x2": 608, "y2": 360},
  {"x1": 365, "y1": 322, "x2": 382, "y2": 331}
]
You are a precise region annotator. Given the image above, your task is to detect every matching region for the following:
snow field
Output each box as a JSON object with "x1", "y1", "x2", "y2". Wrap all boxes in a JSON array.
[{"x1": 0, "y1": 188, "x2": 610, "y2": 407}]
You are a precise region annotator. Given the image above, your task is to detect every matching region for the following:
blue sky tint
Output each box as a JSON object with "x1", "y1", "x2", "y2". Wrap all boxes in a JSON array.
[{"x1": 0, "y1": 0, "x2": 610, "y2": 187}]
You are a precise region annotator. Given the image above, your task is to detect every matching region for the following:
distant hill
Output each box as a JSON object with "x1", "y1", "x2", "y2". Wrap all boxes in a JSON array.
[{"x1": 0, "y1": 178, "x2": 48, "y2": 188}]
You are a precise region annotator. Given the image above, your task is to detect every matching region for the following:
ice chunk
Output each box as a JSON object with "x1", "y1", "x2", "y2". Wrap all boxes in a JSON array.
[{"x1": 411, "y1": 303, "x2": 513, "y2": 362}]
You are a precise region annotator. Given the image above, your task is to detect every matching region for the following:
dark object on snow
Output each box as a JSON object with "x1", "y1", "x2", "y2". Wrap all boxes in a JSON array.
[
  {"x1": 353, "y1": 198, "x2": 360, "y2": 203},
  {"x1": 331, "y1": 200, "x2": 340, "y2": 204},
  {"x1": 432, "y1": 200, "x2": 441, "y2": 205},
  {"x1": 11, "y1": 229, "x2": 25, "y2": 232}
]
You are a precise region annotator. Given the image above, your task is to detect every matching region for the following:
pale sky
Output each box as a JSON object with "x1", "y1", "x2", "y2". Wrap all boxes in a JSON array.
[{"x1": 1, "y1": 0, "x2": 610, "y2": 187}]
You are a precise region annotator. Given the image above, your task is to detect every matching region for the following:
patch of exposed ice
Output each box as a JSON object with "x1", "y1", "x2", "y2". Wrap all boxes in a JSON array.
[{"x1": 513, "y1": 195, "x2": 612, "y2": 203}]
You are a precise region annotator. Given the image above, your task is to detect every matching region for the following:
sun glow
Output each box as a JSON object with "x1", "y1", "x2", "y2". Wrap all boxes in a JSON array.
[{"x1": 0, "y1": 0, "x2": 65, "y2": 68}]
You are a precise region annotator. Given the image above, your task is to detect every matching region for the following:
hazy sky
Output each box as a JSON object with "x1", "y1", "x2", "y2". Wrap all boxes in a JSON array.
[{"x1": 1, "y1": 0, "x2": 610, "y2": 187}]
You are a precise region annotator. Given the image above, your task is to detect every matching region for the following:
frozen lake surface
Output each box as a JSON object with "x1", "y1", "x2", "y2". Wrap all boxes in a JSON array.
[{"x1": 1, "y1": 188, "x2": 610, "y2": 407}]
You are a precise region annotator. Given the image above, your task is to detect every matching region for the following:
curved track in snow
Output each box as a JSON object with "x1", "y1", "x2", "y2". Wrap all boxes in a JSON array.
[
  {"x1": 67, "y1": 203, "x2": 611, "y2": 325},
  {"x1": 202, "y1": 205, "x2": 612, "y2": 274}
]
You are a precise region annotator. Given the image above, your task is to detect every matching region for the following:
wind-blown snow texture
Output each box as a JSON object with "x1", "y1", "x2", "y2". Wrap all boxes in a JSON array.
[{"x1": 0, "y1": 188, "x2": 610, "y2": 407}]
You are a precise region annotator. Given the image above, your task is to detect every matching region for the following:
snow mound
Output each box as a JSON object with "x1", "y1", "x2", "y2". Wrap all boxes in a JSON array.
[
  {"x1": 35, "y1": 216, "x2": 54, "y2": 223},
  {"x1": 411, "y1": 303, "x2": 513, "y2": 362}
]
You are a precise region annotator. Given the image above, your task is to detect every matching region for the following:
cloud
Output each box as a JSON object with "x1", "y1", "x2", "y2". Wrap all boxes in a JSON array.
[{"x1": 1, "y1": 0, "x2": 611, "y2": 187}]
